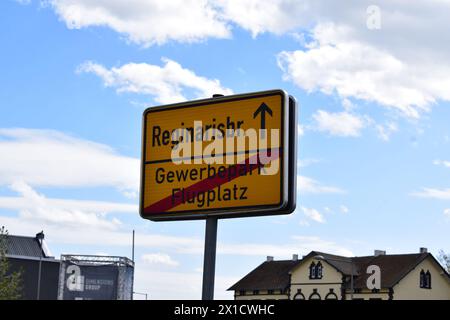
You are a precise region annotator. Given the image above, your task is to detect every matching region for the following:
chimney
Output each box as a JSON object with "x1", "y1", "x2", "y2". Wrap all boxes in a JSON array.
[
  {"x1": 35, "y1": 231, "x2": 45, "y2": 258},
  {"x1": 420, "y1": 247, "x2": 428, "y2": 253},
  {"x1": 292, "y1": 254, "x2": 298, "y2": 261},
  {"x1": 374, "y1": 250, "x2": 386, "y2": 256},
  {"x1": 266, "y1": 256, "x2": 274, "y2": 262},
  {"x1": 35, "y1": 231, "x2": 44, "y2": 241}
]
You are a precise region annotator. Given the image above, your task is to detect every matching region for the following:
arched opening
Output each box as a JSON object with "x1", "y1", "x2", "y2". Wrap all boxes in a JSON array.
[
  {"x1": 308, "y1": 289, "x2": 321, "y2": 300},
  {"x1": 325, "y1": 288, "x2": 338, "y2": 300}
]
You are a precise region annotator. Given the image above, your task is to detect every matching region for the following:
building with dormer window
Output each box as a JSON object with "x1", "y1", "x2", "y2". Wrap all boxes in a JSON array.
[{"x1": 228, "y1": 248, "x2": 450, "y2": 300}]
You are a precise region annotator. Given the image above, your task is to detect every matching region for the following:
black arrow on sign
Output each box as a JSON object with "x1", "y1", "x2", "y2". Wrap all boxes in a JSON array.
[{"x1": 253, "y1": 102, "x2": 273, "y2": 139}]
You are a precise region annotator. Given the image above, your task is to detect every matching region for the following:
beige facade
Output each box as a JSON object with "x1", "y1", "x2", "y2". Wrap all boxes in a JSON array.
[
  {"x1": 290, "y1": 257, "x2": 342, "y2": 300},
  {"x1": 235, "y1": 289, "x2": 288, "y2": 301},
  {"x1": 394, "y1": 258, "x2": 450, "y2": 300},
  {"x1": 229, "y1": 250, "x2": 450, "y2": 300}
]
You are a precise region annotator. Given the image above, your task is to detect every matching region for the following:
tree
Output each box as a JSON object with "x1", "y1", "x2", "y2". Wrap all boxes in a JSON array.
[
  {"x1": 438, "y1": 250, "x2": 450, "y2": 273},
  {"x1": 0, "y1": 226, "x2": 22, "y2": 300}
]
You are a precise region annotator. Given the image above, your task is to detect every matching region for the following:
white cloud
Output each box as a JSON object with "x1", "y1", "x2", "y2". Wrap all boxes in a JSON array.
[
  {"x1": 297, "y1": 124, "x2": 304, "y2": 137},
  {"x1": 0, "y1": 182, "x2": 137, "y2": 231},
  {"x1": 0, "y1": 128, "x2": 139, "y2": 195},
  {"x1": 297, "y1": 175, "x2": 345, "y2": 194},
  {"x1": 46, "y1": 0, "x2": 316, "y2": 45},
  {"x1": 299, "y1": 220, "x2": 310, "y2": 227},
  {"x1": 78, "y1": 58, "x2": 233, "y2": 104},
  {"x1": 340, "y1": 205, "x2": 349, "y2": 214},
  {"x1": 376, "y1": 122, "x2": 398, "y2": 141},
  {"x1": 15, "y1": 0, "x2": 31, "y2": 4},
  {"x1": 434, "y1": 160, "x2": 450, "y2": 168},
  {"x1": 0, "y1": 192, "x2": 137, "y2": 214},
  {"x1": 290, "y1": 236, "x2": 353, "y2": 257},
  {"x1": 41, "y1": 1, "x2": 450, "y2": 119},
  {"x1": 300, "y1": 206, "x2": 325, "y2": 224},
  {"x1": 444, "y1": 209, "x2": 450, "y2": 219},
  {"x1": 297, "y1": 158, "x2": 320, "y2": 168},
  {"x1": 277, "y1": 23, "x2": 430, "y2": 119},
  {"x1": 312, "y1": 110, "x2": 367, "y2": 137},
  {"x1": 0, "y1": 214, "x2": 204, "y2": 254},
  {"x1": 48, "y1": 0, "x2": 230, "y2": 46},
  {"x1": 411, "y1": 188, "x2": 450, "y2": 200},
  {"x1": 4, "y1": 182, "x2": 123, "y2": 230},
  {"x1": 277, "y1": 8, "x2": 450, "y2": 119},
  {"x1": 290, "y1": 32, "x2": 307, "y2": 46},
  {"x1": 217, "y1": 235, "x2": 352, "y2": 258},
  {"x1": 306, "y1": 109, "x2": 397, "y2": 140},
  {"x1": 46, "y1": 0, "x2": 309, "y2": 45},
  {"x1": 342, "y1": 98, "x2": 355, "y2": 112},
  {"x1": 133, "y1": 268, "x2": 235, "y2": 299},
  {"x1": 0, "y1": 212, "x2": 354, "y2": 259},
  {"x1": 141, "y1": 253, "x2": 179, "y2": 267},
  {"x1": 215, "y1": 0, "x2": 309, "y2": 37}
]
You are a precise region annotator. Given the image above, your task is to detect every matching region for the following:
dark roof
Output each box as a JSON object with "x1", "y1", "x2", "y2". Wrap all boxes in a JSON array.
[
  {"x1": 229, "y1": 250, "x2": 450, "y2": 291},
  {"x1": 228, "y1": 260, "x2": 301, "y2": 291},
  {"x1": 352, "y1": 253, "x2": 431, "y2": 289},
  {"x1": 6, "y1": 235, "x2": 46, "y2": 258},
  {"x1": 301, "y1": 251, "x2": 441, "y2": 289},
  {"x1": 303, "y1": 251, "x2": 355, "y2": 275}
]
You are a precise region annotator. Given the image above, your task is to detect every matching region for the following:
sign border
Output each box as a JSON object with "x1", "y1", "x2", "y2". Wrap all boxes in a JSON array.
[{"x1": 139, "y1": 89, "x2": 296, "y2": 221}]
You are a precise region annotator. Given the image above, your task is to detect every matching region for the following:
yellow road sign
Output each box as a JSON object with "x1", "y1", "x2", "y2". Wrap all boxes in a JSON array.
[{"x1": 140, "y1": 89, "x2": 296, "y2": 221}]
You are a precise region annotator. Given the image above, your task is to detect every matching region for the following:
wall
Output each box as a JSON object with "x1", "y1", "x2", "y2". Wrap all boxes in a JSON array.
[
  {"x1": 350, "y1": 290, "x2": 389, "y2": 300},
  {"x1": 234, "y1": 289, "x2": 289, "y2": 300},
  {"x1": 393, "y1": 257, "x2": 450, "y2": 300},
  {"x1": 289, "y1": 257, "x2": 343, "y2": 300},
  {"x1": 7, "y1": 256, "x2": 60, "y2": 300}
]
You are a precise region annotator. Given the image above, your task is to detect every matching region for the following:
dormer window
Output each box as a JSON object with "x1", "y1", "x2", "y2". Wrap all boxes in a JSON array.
[
  {"x1": 316, "y1": 262, "x2": 323, "y2": 278},
  {"x1": 425, "y1": 271, "x2": 431, "y2": 289},
  {"x1": 309, "y1": 261, "x2": 323, "y2": 279},
  {"x1": 420, "y1": 269, "x2": 431, "y2": 289},
  {"x1": 309, "y1": 262, "x2": 316, "y2": 279},
  {"x1": 420, "y1": 270, "x2": 425, "y2": 287}
]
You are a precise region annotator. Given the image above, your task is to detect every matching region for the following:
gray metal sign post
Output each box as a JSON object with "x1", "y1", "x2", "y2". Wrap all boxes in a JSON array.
[
  {"x1": 201, "y1": 217, "x2": 218, "y2": 300},
  {"x1": 201, "y1": 94, "x2": 223, "y2": 301}
]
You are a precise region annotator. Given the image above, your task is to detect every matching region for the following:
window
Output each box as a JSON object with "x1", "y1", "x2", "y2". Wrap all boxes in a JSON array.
[
  {"x1": 425, "y1": 271, "x2": 431, "y2": 289},
  {"x1": 420, "y1": 269, "x2": 432, "y2": 289},
  {"x1": 253, "y1": 290, "x2": 259, "y2": 295},
  {"x1": 239, "y1": 290, "x2": 246, "y2": 296},
  {"x1": 316, "y1": 262, "x2": 323, "y2": 279},
  {"x1": 309, "y1": 262, "x2": 316, "y2": 279},
  {"x1": 420, "y1": 270, "x2": 425, "y2": 287},
  {"x1": 268, "y1": 289, "x2": 274, "y2": 295},
  {"x1": 309, "y1": 261, "x2": 323, "y2": 279}
]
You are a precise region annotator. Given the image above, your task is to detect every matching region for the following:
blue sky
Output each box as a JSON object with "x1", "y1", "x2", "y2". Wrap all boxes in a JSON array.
[{"x1": 1, "y1": 0, "x2": 449, "y2": 299}]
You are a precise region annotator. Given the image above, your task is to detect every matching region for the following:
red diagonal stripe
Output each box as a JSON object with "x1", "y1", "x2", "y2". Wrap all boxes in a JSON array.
[{"x1": 143, "y1": 149, "x2": 280, "y2": 215}]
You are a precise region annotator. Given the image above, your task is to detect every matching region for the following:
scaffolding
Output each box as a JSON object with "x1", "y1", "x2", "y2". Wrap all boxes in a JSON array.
[{"x1": 57, "y1": 254, "x2": 134, "y2": 300}]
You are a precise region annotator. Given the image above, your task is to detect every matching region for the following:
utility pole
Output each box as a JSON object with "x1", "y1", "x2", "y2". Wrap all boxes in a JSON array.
[{"x1": 36, "y1": 231, "x2": 45, "y2": 300}]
